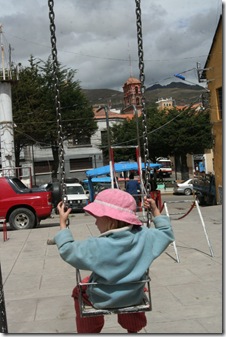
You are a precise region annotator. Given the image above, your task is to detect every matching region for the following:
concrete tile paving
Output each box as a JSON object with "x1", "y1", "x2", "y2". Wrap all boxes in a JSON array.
[{"x1": 0, "y1": 203, "x2": 222, "y2": 334}]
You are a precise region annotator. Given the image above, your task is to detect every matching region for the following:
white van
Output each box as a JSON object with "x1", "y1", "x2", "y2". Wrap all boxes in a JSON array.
[
  {"x1": 156, "y1": 157, "x2": 172, "y2": 177},
  {"x1": 66, "y1": 182, "x2": 89, "y2": 212}
]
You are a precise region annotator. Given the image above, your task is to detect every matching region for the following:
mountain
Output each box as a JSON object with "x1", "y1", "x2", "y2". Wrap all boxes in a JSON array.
[
  {"x1": 82, "y1": 82, "x2": 205, "y2": 107},
  {"x1": 147, "y1": 82, "x2": 203, "y2": 91},
  {"x1": 145, "y1": 82, "x2": 205, "y2": 105},
  {"x1": 82, "y1": 89, "x2": 124, "y2": 109}
]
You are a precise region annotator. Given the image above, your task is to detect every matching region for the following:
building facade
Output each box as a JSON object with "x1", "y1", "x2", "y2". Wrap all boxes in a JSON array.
[
  {"x1": 200, "y1": 15, "x2": 222, "y2": 204},
  {"x1": 16, "y1": 77, "x2": 142, "y2": 185},
  {"x1": 156, "y1": 97, "x2": 175, "y2": 110}
]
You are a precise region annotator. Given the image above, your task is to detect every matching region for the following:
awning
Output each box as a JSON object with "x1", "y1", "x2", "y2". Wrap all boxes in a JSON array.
[{"x1": 86, "y1": 161, "x2": 162, "y2": 178}]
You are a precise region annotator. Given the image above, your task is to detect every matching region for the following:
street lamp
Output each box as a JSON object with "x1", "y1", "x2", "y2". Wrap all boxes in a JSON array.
[{"x1": 96, "y1": 104, "x2": 114, "y2": 188}]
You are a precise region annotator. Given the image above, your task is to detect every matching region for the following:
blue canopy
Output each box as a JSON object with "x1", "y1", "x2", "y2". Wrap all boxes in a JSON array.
[
  {"x1": 83, "y1": 177, "x2": 111, "y2": 183},
  {"x1": 86, "y1": 162, "x2": 162, "y2": 201},
  {"x1": 86, "y1": 161, "x2": 162, "y2": 178}
]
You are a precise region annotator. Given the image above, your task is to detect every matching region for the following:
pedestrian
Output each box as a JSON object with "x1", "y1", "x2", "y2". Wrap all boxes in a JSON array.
[
  {"x1": 149, "y1": 176, "x2": 157, "y2": 191},
  {"x1": 53, "y1": 189, "x2": 174, "y2": 333},
  {"x1": 153, "y1": 168, "x2": 158, "y2": 182},
  {"x1": 149, "y1": 171, "x2": 158, "y2": 206},
  {"x1": 158, "y1": 169, "x2": 164, "y2": 183},
  {"x1": 126, "y1": 172, "x2": 140, "y2": 205}
]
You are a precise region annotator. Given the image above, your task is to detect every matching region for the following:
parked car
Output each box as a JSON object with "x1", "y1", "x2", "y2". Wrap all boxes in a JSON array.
[
  {"x1": 173, "y1": 178, "x2": 198, "y2": 196},
  {"x1": 192, "y1": 173, "x2": 216, "y2": 206},
  {"x1": 65, "y1": 182, "x2": 89, "y2": 212},
  {"x1": 0, "y1": 176, "x2": 53, "y2": 230}
]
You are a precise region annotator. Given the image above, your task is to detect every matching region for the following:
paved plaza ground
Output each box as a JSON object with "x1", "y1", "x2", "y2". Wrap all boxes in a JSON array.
[{"x1": 0, "y1": 197, "x2": 223, "y2": 334}]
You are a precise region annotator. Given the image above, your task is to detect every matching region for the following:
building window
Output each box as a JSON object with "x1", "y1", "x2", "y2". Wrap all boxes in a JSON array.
[
  {"x1": 34, "y1": 161, "x2": 53, "y2": 174},
  {"x1": 135, "y1": 86, "x2": 139, "y2": 94},
  {"x1": 216, "y1": 87, "x2": 222, "y2": 120},
  {"x1": 101, "y1": 130, "x2": 107, "y2": 146},
  {"x1": 136, "y1": 97, "x2": 140, "y2": 105},
  {"x1": 70, "y1": 157, "x2": 92, "y2": 170},
  {"x1": 68, "y1": 135, "x2": 91, "y2": 147}
]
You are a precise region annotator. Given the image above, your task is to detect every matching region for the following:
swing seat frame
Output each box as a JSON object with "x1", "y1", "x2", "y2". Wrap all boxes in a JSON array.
[
  {"x1": 76, "y1": 269, "x2": 152, "y2": 317},
  {"x1": 48, "y1": 0, "x2": 154, "y2": 321}
]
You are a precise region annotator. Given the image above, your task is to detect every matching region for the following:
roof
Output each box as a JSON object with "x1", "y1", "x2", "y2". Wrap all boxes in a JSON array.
[
  {"x1": 93, "y1": 107, "x2": 135, "y2": 121},
  {"x1": 201, "y1": 15, "x2": 222, "y2": 79},
  {"x1": 176, "y1": 103, "x2": 203, "y2": 111},
  {"x1": 86, "y1": 161, "x2": 162, "y2": 178},
  {"x1": 83, "y1": 177, "x2": 111, "y2": 183},
  {"x1": 123, "y1": 77, "x2": 141, "y2": 86}
]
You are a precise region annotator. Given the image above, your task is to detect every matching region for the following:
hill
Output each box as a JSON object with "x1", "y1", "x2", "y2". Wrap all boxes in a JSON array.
[
  {"x1": 82, "y1": 89, "x2": 124, "y2": 109},
  {"x1": 145, "y1": 82, "x2": 204, "y2": 105},
  {"x1": 82, "y1": 82, "x2": 205, "y2": 108}
]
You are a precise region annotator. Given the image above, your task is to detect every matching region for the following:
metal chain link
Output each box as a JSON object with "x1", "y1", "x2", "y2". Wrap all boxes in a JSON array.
[
  {"x1": 135, "y1": 0, "x2": 151, "y2": 226},
  {"x1": 48, "y1": 0, "x2": 67, "y2": 204}
]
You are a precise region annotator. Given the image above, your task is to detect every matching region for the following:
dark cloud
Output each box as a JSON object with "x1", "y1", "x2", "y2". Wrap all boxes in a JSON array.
[{"x1": 0, "y1": 0, "x2": 222, "y2": 91}]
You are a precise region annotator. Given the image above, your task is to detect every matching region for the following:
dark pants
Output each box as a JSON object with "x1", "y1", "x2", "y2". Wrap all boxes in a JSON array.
[
  {"x1": 71, "y1": 276, "x2": 147, "y2": 333},
  {"x1": 132, "y1": 195, "x2": 139, "y2": 206}
]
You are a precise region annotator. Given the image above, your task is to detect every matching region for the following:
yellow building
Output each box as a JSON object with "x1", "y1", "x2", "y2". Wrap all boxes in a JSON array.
[{"x1": 200, "y1": 15, "x2": 222, "y2": 204}]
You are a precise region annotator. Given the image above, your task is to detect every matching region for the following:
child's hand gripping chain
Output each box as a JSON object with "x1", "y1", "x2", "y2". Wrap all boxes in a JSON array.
[
  {"x1": 143, "y1": 196, "x2": 161, "y2": 217},
  {"x1": 47, "y1": 201, "x2": 72, "y2": 245}
]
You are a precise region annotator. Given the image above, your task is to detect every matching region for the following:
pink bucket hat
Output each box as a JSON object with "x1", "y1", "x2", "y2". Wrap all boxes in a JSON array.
[{"x1": 83, "y1": 189, "x2": 142, "y2": 225}]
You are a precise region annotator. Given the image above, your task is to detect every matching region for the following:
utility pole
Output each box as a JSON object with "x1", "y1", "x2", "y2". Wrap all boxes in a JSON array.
[
  {"x1": 0, "y1": 26, "x2": 19, "y2": 333},
  {"x1": 0, "y1": 24, "x2": 18, "y2": 176}
]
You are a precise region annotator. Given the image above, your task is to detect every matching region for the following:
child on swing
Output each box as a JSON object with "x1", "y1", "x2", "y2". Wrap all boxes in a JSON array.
[{"x1": 54, "y1": 188, "x2": 174, "y2": 333}]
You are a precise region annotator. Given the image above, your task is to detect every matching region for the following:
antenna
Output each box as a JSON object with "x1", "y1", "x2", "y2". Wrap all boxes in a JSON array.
[
  {"x1": 128, "y1": 43, "x2": 133, "y2": 77},
  {"x1": 0, "y1": 24, "x2": 6, "y2": 80},
  {"x1": 0, "y1": 25, "x2": 18, "y2": 81}
]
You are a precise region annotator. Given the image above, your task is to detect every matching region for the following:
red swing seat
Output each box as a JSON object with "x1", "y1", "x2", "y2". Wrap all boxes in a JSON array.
[{"x1": 76, "y1": 269, "x2": 152, "y2": 317}]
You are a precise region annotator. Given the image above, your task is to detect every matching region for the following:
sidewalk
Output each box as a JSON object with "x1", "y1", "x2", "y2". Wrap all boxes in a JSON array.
[
  {"x1": 0, "y1": 203, "x2": 222, "y2": 333},
  {"x1": 158, "y1": 186, "x2": 174, "y2": 194}
]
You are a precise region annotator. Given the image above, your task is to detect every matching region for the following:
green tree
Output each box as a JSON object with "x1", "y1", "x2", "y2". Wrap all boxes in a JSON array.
[
  {"x1": 12, "y1": 56, "x2": 97, "y2": 179},
  {"x1": 12, "y1": 57, "x2": 45, "y2": 167},
  {"x1": 108, "y1": 105, "x2": 170, "y2": 163},
  {"x1": 109, "y1": 104, "x2": 213, "y2": 179},
  {"x1": 150, "y1": 106, "x2": 213, "y2": 178},
  {"x1": 37, "y1": 56, "x2": 97, "y2": 179},
  {"x1": 109, "y1": 117, "x2": 139, "y2": 162}
]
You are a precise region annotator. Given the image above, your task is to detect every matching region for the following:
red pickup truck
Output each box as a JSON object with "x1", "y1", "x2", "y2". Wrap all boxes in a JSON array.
[{"x1": 0, "y1": 176, "x2": 53, "y2": 230}]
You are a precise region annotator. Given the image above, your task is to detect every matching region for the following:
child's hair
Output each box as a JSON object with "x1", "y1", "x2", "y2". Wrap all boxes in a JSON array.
[{"x1": 107, "y1": 217, "x2": 130, "y2": 230}]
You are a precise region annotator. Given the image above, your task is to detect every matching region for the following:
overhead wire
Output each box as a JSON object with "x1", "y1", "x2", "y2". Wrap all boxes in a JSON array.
[
  {"x1": 13, "y1": 71, "x2": 208, "y2": 148},
  {"x1": 16, "y1": 91, "x2": 209, "y2": 150},
  {"x1": 4, "y1": 31, "x2": 211, "y2": 64},
  {"x1": 8, "y1": 30, "x2": 211, "y2": 152},
  {"x1": 111, "y1": 97, "x2": 203, "y2": 148}
]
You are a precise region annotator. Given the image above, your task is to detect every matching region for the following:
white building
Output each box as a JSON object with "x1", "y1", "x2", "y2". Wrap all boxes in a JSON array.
[
  {"x1": 20, "y1": 106, "x2": 137, "y2": 185},
  {"x1": 1, "y1": 77, "x2": 142, "y2": 186}
]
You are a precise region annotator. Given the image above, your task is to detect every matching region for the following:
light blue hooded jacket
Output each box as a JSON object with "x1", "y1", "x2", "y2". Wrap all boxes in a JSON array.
[{"x1": 54, "y1": 214, "x2": 174, "y2": 309}]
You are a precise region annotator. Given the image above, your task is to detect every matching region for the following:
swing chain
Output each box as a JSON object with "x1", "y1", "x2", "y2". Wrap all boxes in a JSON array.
[
  {"x1": 135, "y1": 0, "x2": 151, "y2": 225},
  {"x1": 48, "y1": 0, "x2": 67, "y2": 204}
]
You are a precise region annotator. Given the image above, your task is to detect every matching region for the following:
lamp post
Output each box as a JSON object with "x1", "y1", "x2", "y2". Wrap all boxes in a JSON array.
[
  {"x1": 96, "y1": 104, "x2": 114, "y2": 188},
  {"x1": 104, "y1": 105, "x2": 114, "y2": 188},
  {"x1": 126, "y1": 104, "x2": 144, "y2": 191}
]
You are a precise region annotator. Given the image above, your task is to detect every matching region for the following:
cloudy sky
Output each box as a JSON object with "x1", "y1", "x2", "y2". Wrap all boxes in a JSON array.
[{"x1": 0, "y1": 0, "x2": 222, "y2": 91}]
